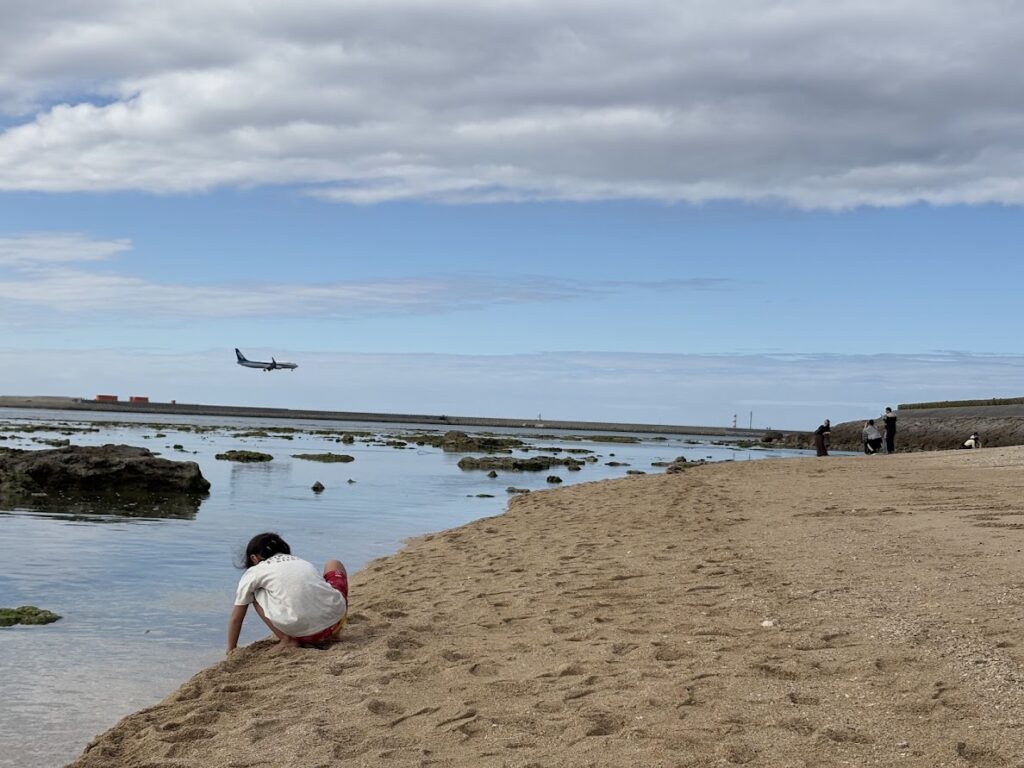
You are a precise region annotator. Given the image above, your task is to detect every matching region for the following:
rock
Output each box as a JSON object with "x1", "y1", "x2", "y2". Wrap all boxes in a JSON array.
[
  {"x1": 458, "y1": 455, "x2": 584, "y2": 472},
  {"x1": 346, "y1": 479, "x2": 356, "y2": 484},
  {"x1": 291, "y1": 453, "x2": 355, "y2": 463},
  {"x1": 487, "y1": 470, "x2": 498, "y2": 478},
  {"x1": 0, "y1": 444, "x2": 210, "y2": 496},
  {"x1": 506, "y1": 487, "x2": 531, "y2": 494},
  {"x1": 340, "y1": 434, "x2": 355, "y2": 444},
  {"x1": 0, "y1": 605, "x2": 61, "y2": 627},
  {"x1": 215, "y1": 450, "x2": 273, "y2": 462},
  {"x1": 546, "y1": 475, "x2": 563, "y2": 484},
  {"x1": 666, "y1": 456, "x2": 708, "y2": 474},
  {"x1": 311, "y1": 481, "x2": 325, "y2": 493},
  {"x1": 408, "y1": 430, "x2": 525, "y2": 453},
  {"x1": 605, "y1": 461, "x2": 629, "y2": 467},
  {"x1": 626, "y1": 470, "x2": 646, "y2": 475}
]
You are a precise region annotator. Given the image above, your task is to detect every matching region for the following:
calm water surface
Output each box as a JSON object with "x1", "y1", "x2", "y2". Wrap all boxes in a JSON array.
[{"x1": 0, "y1": 409, "x2": 811, "y2": 767}]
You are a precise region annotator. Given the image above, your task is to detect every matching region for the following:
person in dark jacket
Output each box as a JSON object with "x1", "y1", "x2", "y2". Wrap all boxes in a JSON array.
[
  {"x1": 882, "y1": 406, "x2": 897, "y2": 453},
  {"x1": 814, "y1": 419, "x2": 831, "y2": 456}
]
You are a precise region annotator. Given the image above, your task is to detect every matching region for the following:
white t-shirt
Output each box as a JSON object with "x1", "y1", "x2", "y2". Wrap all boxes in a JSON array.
[{"x1": 234, "y1": 554, "x2": 346, "y2": 638}]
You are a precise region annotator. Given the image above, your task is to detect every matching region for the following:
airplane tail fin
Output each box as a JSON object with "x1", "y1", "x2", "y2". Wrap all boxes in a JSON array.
[{"x1": 235, "y1": 348, "x2": 246, "y2": 362}]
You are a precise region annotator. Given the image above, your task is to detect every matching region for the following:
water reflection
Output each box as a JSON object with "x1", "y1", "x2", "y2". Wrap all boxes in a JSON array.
[{"x1": 0, "y1": 490, "x2": 206, "y2": 521}]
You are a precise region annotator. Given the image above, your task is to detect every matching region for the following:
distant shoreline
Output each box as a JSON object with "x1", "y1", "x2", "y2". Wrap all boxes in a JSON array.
[{"x1": 0, "y1": 395, "x2": 796, "y2": 439}]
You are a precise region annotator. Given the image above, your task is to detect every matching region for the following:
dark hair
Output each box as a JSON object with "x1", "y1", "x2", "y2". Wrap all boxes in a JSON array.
[{"x1": 240, "y1": 532, "x2": 291, "y2": 569}]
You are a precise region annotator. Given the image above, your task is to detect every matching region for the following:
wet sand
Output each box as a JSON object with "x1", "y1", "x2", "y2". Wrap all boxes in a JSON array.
[{"x1": 69, "y1": 448, "x2": 1024, "y2": 767}]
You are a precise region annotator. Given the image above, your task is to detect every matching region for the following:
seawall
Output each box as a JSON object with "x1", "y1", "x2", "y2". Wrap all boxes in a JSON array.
[{"x1": 0, "y1": 395, "x2": 800, "y2": 441}]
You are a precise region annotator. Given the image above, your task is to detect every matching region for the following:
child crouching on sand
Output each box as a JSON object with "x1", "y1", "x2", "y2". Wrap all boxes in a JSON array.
[{"x1": 227, "y1": 532, "x2": 348, "y2": 653}]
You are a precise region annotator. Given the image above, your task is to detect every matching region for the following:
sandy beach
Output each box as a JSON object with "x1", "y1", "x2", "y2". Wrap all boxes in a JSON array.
[{"x1": 68, "y1": 448, "x2": 1024, "y2": 767}]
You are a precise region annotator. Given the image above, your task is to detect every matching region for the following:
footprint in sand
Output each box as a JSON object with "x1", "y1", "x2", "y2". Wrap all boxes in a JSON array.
[{"x1": 365, "y1": 698, "x2": 404, "y2": 717}]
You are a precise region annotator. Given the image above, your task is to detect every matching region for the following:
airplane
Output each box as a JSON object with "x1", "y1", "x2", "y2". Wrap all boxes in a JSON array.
[{"x1": 235, "y1": 348, "x2": 298, "y2": 372}]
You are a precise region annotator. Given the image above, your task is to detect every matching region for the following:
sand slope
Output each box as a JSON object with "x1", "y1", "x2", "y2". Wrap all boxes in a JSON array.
[{"x1": 69, "y1": 449, "x2": 1024, "y2": 767}]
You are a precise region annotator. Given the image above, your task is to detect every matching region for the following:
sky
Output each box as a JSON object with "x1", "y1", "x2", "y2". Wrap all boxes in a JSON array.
[{"x1": 2, "y1": 0, "x2": 1024, "y2": 430}]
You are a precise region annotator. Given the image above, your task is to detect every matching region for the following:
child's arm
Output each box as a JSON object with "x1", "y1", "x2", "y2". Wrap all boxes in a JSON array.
[{"x1": 227, "y1": 603, "x2": 249, "y2": 653}]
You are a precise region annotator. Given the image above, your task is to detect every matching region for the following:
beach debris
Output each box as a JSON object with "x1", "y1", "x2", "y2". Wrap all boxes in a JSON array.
[
  {"x1": 1, "y1": 606, "x2": 62, "y2": 627},
  {"x1": 506, "y1": 487, "x2": 531, "y2": 494},
  {"x1": 546, "y1": 475, "x2": 563, "y2": 484},
  {"x1": 312, "y1": 481, "x2": 325, "y2": 493},
  {"x1": 291, "y1": 453, "x2": 355, "y2": 463},
  {"x1": 215, "y1": 450, "x2": 273, "y2": 462},
  {"x1": 760, "y1": 619, "x2": 775, "y2": 628}
]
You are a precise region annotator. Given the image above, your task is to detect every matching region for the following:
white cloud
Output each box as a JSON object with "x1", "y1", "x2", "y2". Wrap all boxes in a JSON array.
[
  {"x1": 0, "y1": 232, "x2": 728, "y2": 320},
  {"x1": 0, "y1": 234, "x2": 131, "y2": 266},
  {"x1": 2, "y1": 1, "x2": 1024, "y2": 207}
]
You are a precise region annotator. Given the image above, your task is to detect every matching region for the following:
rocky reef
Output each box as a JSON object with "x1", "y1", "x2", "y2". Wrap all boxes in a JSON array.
[
  {"x1": 0, "y1": 606, "x2": 61, "y2": 627},
  {"x1": 458, "y1": 455, "x2": 585, "y2": 472},
  {"x1": 291, "y1": 453, "x2": 355, "y2": 463},
  {"x1": 0, "y1": 443, "x2": 210, "y2": 517},
  {"x1": 0, "y1": 444, "x2": 209, "y2": 495},
  {"x1": 406, "y1": 430, "x2": 526, "y2": 453},
  {"x1": 215, "y1": 450, "x2": 273, "y2": 462}
]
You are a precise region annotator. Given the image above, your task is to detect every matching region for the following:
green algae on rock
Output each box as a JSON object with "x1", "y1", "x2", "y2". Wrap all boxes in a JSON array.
[{"x1": 1, "y1": 606, "x2": 62, "y2": 627}]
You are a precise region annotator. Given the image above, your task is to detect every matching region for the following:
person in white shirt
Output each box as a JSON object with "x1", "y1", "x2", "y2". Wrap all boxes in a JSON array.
[
  {"x1": 227, "y1": 532, "x2": 348, "y2": 653},
  {"x1": 961, "y1": 433, "x2": 981, "y2": 450},
  {"x1": 862, "y1": 420, "x2": 883, "y2": 454}
]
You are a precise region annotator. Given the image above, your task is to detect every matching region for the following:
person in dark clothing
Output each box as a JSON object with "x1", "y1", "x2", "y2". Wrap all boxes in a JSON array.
[
  {"x1": 814, "y1": 419, "x2": 831, "y2": 456},
  {"x1": 882, "y1": 406, "x2": 897, "y2": 454}
]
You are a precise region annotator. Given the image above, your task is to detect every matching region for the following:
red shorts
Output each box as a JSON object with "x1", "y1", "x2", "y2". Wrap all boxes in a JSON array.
[{"x1": 292, "y1": 570, "x2": 349, "y2": 644}]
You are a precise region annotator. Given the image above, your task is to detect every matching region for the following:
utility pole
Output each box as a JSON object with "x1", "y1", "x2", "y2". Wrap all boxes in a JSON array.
[{"x1": 749, "y1": 411, "x2": 753, "y2": 429}]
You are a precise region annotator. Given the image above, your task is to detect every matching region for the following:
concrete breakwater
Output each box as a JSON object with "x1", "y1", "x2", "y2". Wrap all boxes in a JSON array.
[
  {"x1": 821, "y1": 402, "x2": 1024, "y2": 452},
  {"x1": 0, "y1": 395, "x2": 798, "y2": 441}
]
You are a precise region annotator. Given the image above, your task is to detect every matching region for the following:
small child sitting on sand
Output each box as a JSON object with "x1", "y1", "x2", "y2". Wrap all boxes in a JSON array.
[{"x1": 227, "y1": 532, "x2": 348, "y2": 653}]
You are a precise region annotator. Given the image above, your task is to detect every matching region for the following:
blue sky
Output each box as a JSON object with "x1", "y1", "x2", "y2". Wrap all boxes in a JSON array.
[{"x1": 2, "y1": 1, "x2": 1024, "y2": 429}]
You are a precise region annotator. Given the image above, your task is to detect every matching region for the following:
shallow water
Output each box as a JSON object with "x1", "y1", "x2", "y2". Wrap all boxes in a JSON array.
[{"x1": 0, "y1": 409, "x2": 811, "y2": 767}]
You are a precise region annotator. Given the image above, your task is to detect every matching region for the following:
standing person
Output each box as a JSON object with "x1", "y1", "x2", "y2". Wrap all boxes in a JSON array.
[
  {"x1": 862, "y1": 419, "x2": 883, "y2": 454},
  {"x1": 814, "y1": 419, "x2": 831, "y2": 456},
  {"x1": 882, "y1": 406, "x2": 897, "y2": 454},
  {"x1": 227, "y1": 532, "x2": 349, "y2": 653}
]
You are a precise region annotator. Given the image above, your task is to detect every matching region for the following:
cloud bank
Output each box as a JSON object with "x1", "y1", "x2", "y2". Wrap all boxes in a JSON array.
[{"x1": 2, "y1": 1, "x2": 1023, "y2": 207}]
